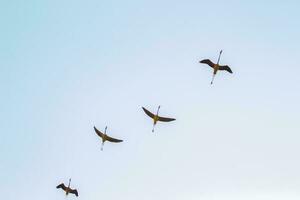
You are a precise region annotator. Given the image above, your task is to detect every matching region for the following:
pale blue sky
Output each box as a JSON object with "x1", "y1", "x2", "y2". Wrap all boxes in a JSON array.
[{"x1": 1, "y1": 0, "x2": 300, "y2": 199}]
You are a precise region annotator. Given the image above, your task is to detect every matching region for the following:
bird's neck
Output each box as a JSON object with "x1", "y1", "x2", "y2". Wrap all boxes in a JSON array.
[
  {"x1": 156, "y1": 108, "x2": 160, "y2": 116},
  {"x1": 217, "y1": 51, "x2": 222, "y2": 64}
]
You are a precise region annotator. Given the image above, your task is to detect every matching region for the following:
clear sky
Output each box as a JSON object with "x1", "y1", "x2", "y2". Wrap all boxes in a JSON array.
[{"x1": 1, "y1": 0, "x2": 300, "y2": 199}]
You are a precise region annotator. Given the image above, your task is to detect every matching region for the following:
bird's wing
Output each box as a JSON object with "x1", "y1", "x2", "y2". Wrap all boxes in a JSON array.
[
  {"x1": 56, "y1": 183, "x2": 66, "y2": 191},
  {"x1": 219, "y1": 65, "x2": 233, "y2": 73},
  {"x1": 199, "y1": 59, "x2": 215, "y2": 68},
  {"x1": 142, "y1": 107, "x2": 155, "y2": 119},
  {"x1": 158, "y1": 116, "x2": 176, "y2": 122},
  {"x1": 69, "y1": 189, "x2": 79, "y2": 197},
  {"x1": 94, "y1": 126, "x2": 104, "y2": 138},
  {"x1": 105, "y1": 134, "x2": 123, "y2": 143}
]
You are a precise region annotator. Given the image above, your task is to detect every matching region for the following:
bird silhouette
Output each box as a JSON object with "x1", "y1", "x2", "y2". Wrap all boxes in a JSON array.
[
  {"x1": 56, "y1": 178, "x2": 78, "y2": 197},
  {"x1": 142, "y1": 106, "x2": 175, "y2": 132},
  {"x1": 199, "y1": 50, "x2": 233, "y2": 84},
  {"x1": 94, "y1": 126, "x2": 123, "y2": 150}
]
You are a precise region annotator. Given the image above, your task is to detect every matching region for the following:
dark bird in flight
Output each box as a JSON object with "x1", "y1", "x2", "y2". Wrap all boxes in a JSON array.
[
  {"x1": 199, "y1": 50, "x2": 233, "y2": 84},
  {"x1": 56, "y1": 178, "x2": 78, "y2": 197},
  {"x1": 94, "y1": 126, "x2": 123, "y2": 151},
  {"x1": 142, "y1": 106, "x2": 175, "y2": 132}
]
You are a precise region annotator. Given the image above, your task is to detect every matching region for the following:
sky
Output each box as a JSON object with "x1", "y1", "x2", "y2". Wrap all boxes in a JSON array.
[{"x1": 1, "y1": 0, "x2": 300, "y2": 199}]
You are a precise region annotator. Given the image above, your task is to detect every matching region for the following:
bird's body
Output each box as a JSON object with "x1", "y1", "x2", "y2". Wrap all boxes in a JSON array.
[
  {"x1": 142, "y1": 106, "x2": 175, "y2": 132},
  {"x1": 153, "y1": 115, "x2": 159, "y2": 125},
  {"x1": 213, "y1": 63, "x2": 219, "y2": 75},
  {"x1": 56, "y1": 179, "x2": 78, "y2": 197},
  {"x1": 199, "y1": 50, "x2": 232, "y2": 84},
  {"x1": 94, "y1": 126, "x2": 123, "y2": 150}
]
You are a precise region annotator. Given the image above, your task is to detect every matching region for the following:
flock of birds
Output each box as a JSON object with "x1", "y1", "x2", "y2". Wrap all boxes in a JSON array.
[{"x1": 56, "y1": 50, "x2": 233, "y2": 197}]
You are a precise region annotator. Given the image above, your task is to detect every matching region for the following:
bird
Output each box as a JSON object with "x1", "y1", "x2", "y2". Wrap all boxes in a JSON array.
[
  {"x1": 56, "y1": 178, "x2": 78, "y2": 197},
  {"x1": 199, "y1": 50, "x2": 233, "y2": 84},
  {"x1": 142, "y1": 106, "x2": 175, "y2": 132},
  {"x1": 94, "y1": 126, "x2": 123, "y2": 151}
]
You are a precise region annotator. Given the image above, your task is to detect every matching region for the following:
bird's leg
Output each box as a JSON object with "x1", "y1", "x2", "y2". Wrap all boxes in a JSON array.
[
  {"x1": 211, "y1": 74, "x2": 215, "y2": 85},
  {"x1": 152, "y1": 123, "x2": 155, "y2": 133},
  {"x1": 101, "y1": 133, "x2": 105, "y2": 151}
]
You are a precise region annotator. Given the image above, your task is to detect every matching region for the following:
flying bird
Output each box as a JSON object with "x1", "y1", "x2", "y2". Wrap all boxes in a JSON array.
[
  {"x1": 199, "y1": 50, "x2": 233, "y2": 84},
  {"x1": 142, "y1": 106, "x2": 175, "y2": 132},
  {"x1": 56, "y1": 178, "x2": 78, "y2": 197},
  {"x1": 94, "y1": 126, "x2": 123, "y2": 150}
]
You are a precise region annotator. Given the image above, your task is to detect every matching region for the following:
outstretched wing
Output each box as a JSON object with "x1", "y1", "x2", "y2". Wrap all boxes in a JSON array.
[
  {"x1": 94, "y1": 126, "x2": 104, "y2": 138},
  {"x1": 56, "y1": 183, "x2": 66, "y2": 191},
  {"x1": 69, "y1": 189, "x2": 79, "y2": 197},
  {"x1": 158, "y1": 116, "x2": 176, "y2": 122},
  {"x1": 142, "y1": 107, "x2": 155, "y2": 119},
  {"x1": 105, "y1": 134, "x2": 123, "y2": 143},
  {"x1": 199, "y1": 59, "x2": 215, "y2": 68},
  {"x1": 219, "y1": 65, "x2": 233, "y2": 73}
]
